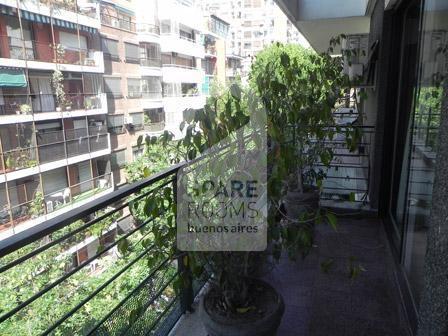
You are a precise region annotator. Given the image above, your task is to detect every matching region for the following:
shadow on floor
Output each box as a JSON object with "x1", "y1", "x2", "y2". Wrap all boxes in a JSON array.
[{"x1": 170, "y1": 217, "x2": 411, "y2": 336}]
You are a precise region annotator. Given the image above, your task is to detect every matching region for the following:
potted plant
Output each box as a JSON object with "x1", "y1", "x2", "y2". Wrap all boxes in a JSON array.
[
  {"x1": 51, "y1": 70, "x2": 66, "y2": 112},
  {"x1": 30, "y1": 191, "x2": 45, "y2": 218},
  {"x1": 130, "y1": 42, "x2": 360, "y2": 336},
  {"x1": 19, "y1": 104, "x2": 32, "y2": 115},
  {"x1": 250, "y1": 43, "x2": 361, "y2": 224}
]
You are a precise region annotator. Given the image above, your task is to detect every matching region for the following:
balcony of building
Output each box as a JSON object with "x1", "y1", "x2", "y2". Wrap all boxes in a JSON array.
[
  {"x1": 0, "y1": 71, "x2": 107, "y2": 123},
  {"x1": 0, "y1": 13, "x2": 103, "y2": 72},
  {"x1": 137, "y1": 23, "x2": 161, "y2": 44},
  {"x1": 161, "y1": 53, "x2": 204, "y2": 84},
  {"x1": 100, "y1": 2, "x2": 136, "y2": 33},
  {"x1": 1, "y1": 0, "x2": 101, "y2": 28},
  {"x1": 140, "y1": 42, "x2": 162, "y2": 76},
  {"x1": 0, "y1": 157, "x2": 112, "y2": 238},
  {"x1": 160, "y1": 20, "x2": 204, "y2": 58},
  {"x1": 0, "y1": 134, "x2": 411, "y2": 335},
  {"x1": 0, "y1": 119, "x2": 110, "y2": 182},
  {"x1": 144, "y1": 107, "x2": 165, "y2": 134}
]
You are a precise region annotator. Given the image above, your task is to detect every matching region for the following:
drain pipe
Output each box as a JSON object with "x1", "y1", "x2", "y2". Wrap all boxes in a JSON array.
[{"x1": 417, "y1": 80, "x2": 448, "y2": 335}]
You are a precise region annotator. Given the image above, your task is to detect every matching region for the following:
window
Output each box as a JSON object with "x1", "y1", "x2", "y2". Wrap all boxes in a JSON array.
[
  {"x1": 139, "y1": 43, "x2": 161, "y2": 67},
  {"x1": 161, "y1": 20, "x2": 171, "y2": 34},
  {"x1": 130, "y1": 112, "x2": 144, "y2": 130},
  {"x1": 244, "y1": 31, "x2": 251, "y2": 38},
  {"x1": 141, "y1": 76, "x2": 162, "y2": 98},
  {"x1": 181, "y1": 83, "x2": 198, "y2": 96},
  {"x1": 111, "y1": 149, "x2": 126, "y2": 168},
  {"x1": 180, "y1": 29, "x2": 193, "y2": 41},
  {"x1": 244, "y1": 42, "x2": 251, "y2": 49},
  {"x1": 132, "y1": 146, "x2": 143, "y2": 159},
  {"x1": 146, "y1": 108, "x2": 165, "y2": 124},
  {"x1": 163, "y1": 82, "x2": 181, "y2": 97},
  {"x1": 127, "y1": 78, "x2": 141, "y2": 98},
  {"x1": 104, "y1": 77, "x2": 122, "y2": 98},
  {"x1": 118, "y1": 12, "x2": 134, "y2": 31},
  {"x1": 59, "y1": 31, "x2": 87, "y2": 51},
  {"x1": 125, "y1": 43, "x2": 139, "y2": 63},
  {"x1": 101, "y1": 38, "x2": 119, "y2": 60},
  {"x1": 107, "y1": 115, "x2": 124, "y2": 134}
]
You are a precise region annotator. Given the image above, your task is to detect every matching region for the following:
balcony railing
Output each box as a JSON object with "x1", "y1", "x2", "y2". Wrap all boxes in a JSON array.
[
  {"x1": 0, "y1": 93, "x2": 103, "y2": 116},
  {"x1": 43, "y1": 173, "x2": 112, "y2": 214},
  {"x1": 144, "y1": 122, "x2": 165, "y2": 133},
  {"x1": 0, "y1": 129, "x2": 109, "y2": 173},
  {"x1": 0, "y1": 36, "x2": 101, "y2": 67},
  {"x1": 140, "y1": 58, "x2": 162, "y2": 67},
  {"x1": 100, "y1": 13, "x2": 136, "y2": 32},
  {"x1": 136, "y1": 23, "x2": 160, "y2": 35},
  {"x1": 0, "y1": 110, "x2": 376, "y2": 332},
  {"x1": 21, "y1": 0, "x2": 99, "y2": 18},
  {"x1": 142, "y1": 91, "x2": 163, "y2": 100},
  {"x1": 0, "y1": 164, "x2": 195, "y2": 335}
]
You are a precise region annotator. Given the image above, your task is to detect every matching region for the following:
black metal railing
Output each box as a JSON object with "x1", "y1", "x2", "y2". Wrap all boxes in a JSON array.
[
  {"x1": 0, "y1": 163, "x2": 196, "y2": 335},
  {"x1": 287, "y1": 112, "x2": 375, "y2": 207}
]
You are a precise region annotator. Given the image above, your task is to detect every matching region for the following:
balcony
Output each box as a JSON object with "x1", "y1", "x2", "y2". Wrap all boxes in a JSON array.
[
  {"x1": 0, "y1": 156, "x2": 410, "y2": 335},
  {"x1": 140, "y1": 58, "x2": 163, "y2": 77},
  {"x1": 0, "y1": 93, "x2": 107, "y2": 123},
  {"x1": 162, "y1": 64, "x2": 204, "y2": 83},
  {"x1": 100, "y1": 13, "x2": 136, "y2": 32},
  {"x1": 3, "y1": 0, "x2": 101, "y2": 28},
  {"x1": 0, "y1": 128, "x2": 110, "y2": 179},
  {"x1": 0, "y1": 172, "x2": 113, "y2": 236},
  {"x1": 0, "y1": 36, "x2": 104, "y2": 73},
  {"x1": 137, "y1": 23, "x2": 161, "y2": 44},
  {"x1": 160, "y1": 34, "x2": 204, "y2": 58},
  {"x1": 144, "y1": 121, "x2": 165, "y2": 133}
]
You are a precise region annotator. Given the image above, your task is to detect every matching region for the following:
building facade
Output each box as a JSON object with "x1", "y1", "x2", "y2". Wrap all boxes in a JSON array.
[
  {"x1": 0, "y1": 0, "x2": 113, "y2": 239},
  {"x1": 201, "y1": 0, "x2": 309, "y2": 78},
  {"x1": 0, "y1": 0, "x2": 209, "y2": 241}
]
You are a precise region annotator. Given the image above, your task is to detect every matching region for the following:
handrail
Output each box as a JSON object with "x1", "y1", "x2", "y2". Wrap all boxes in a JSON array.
[{"x1": 0, "y1": 162, "x2": 185, "y2": 258}]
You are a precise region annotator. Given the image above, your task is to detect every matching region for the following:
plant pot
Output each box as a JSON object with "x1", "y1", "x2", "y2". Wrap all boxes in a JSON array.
[
  {"x1": 283, "y1": 185, "x2": 320, "y2": 220},
  {"x1": 56, "y1": 107, "x2": 62, "y2": 112},
  {"x1": 66, "y1": 106, "x2": 71, "y2": 111},
  {"x1": 200, "y1": 278, "x2": 284, "y2": 336}
]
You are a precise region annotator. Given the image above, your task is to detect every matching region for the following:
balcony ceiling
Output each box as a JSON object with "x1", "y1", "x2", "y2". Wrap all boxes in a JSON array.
[{"x1": 276, "y1": 0, "x2": 371, "y2": 52}]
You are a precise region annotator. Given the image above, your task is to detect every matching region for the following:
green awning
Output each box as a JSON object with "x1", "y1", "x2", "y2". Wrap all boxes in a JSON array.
[{"x1": 0, "y1": 68, "x2": 27, "y2": 88}]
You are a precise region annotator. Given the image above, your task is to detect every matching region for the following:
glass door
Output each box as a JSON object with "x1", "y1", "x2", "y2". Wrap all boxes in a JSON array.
[
  {"x1": 389, "y1": 0, "x2": 422, "y2": 247},
  {"x1": 389, "y1": 0, "x2": 447, "y2": 309}
]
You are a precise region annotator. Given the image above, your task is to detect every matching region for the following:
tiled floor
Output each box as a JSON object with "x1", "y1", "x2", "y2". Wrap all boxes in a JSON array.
[{"x1": 169, "y1": 217, "x2": 411, "y2": 336}]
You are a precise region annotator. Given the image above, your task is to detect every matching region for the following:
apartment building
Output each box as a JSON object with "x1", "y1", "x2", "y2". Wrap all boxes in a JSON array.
[
  {"x1": 202, "y1": 14, "x2": 230, "y2": 95},
  {"x1": 157, "y1": 0, "x2": 206, "y2": 137},
  {"x1": 99, "y1": 0, "x2": 148, "y2": 186},
  {"x1": 0, "y1": 0, "x2": 112, "y2": 238},
  {"x1": 201, "y1": 0, "x2": 309, "y2": 78}
]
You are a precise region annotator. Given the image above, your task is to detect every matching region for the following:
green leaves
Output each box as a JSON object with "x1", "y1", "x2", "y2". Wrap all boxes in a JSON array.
[
  {"x1": 230, "y1": 83, "x2": 242, "y2": 101},
  {"x1": 118, "y1": 238, "x2": 130, "y2": 255}
]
